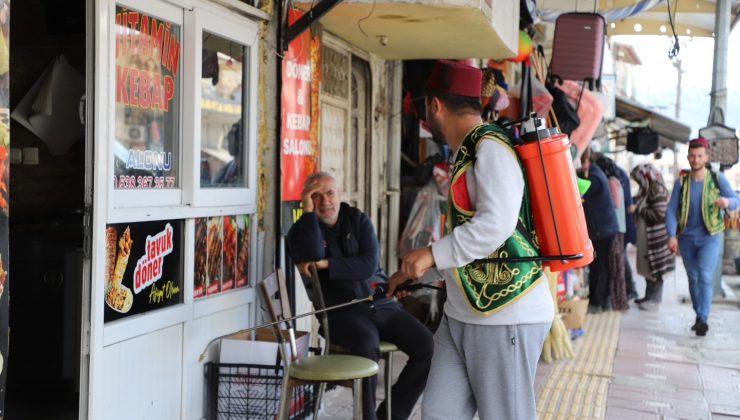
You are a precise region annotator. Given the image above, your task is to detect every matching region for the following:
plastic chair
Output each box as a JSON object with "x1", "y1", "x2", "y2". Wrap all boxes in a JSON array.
[
  {"x1": 257, "y1": 269, "x2": 378, "y2": 420},
  {"x1": 304, "y1": 265, "x2": 399, "y2": 420}
]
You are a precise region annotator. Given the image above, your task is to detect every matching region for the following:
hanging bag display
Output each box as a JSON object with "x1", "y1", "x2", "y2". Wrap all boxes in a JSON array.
[
  {"x1": 699, "y1": 122, "x2": 739, "y2": 167},
  {"x1": 627, "y1": 127, "x2": 659, "y2": 155}
]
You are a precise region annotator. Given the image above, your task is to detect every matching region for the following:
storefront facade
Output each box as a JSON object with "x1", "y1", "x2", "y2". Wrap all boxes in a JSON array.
[
  {"x1": 87, "y1": 0, "x2": 269, "y2": 418},
  {"x1": 0, "y1": 0, "x2": 519, "y2": 417}
]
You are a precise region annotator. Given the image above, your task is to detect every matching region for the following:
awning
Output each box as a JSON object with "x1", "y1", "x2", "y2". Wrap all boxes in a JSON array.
[
  {"x1": 293, "y1": 0, "x2": 520, "y2": 60},
  {"x1": 538, "y1": 0, "x2": 740, "y2": 38},
  {"x1": 615, "y1": 95, "x2": 690, "y2": 147}
]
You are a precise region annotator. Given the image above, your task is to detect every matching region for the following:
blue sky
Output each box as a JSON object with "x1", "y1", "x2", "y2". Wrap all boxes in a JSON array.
[{"x1": 614, "y1": 29, "x2": 740, "y2": 137}]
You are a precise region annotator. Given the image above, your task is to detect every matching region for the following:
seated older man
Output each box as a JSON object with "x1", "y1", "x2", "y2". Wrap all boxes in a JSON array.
[{"x1": 286, "y1": 172, "x2": 434, "y2": 420}]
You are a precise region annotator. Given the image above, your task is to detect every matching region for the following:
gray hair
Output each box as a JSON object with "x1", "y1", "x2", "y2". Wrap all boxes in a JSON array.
[{"x1": 303, "y1": 172, "x2": 336, "y2": 190}]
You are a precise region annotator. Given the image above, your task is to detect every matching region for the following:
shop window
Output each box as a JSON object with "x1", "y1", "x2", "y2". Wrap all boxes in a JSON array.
[
  {"x1": 199, "y1": 32, "x2": 247, "y2": 189},
  {"x1": 110, "y1": 0, "x2": 259, "y2": 212},
  {"x1": 185, "y1": 9, "x2": 258, "y2": 208}
]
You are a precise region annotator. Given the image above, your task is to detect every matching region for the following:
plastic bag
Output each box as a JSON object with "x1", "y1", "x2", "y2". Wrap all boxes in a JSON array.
[
  {"x1": 398, "y1": 182, "x2": 444, "y2": 258},
  {"x1": 511, "y1": 75, "x2": 553, "y2": 120},
  {"x1": 559, "y1": 80, "x2": 604, "y2": 152}
]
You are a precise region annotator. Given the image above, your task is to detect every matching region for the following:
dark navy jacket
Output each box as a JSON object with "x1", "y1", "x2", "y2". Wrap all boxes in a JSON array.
[
  {"x1": 286, "y1": 202, "x2": 389, "y2": 309},
  {"x1": 582, "y1": 164, "x2": 620, "y2": 241},
  {"x1": 617, "y1": 166, "x2": 637, "y2": 245}
]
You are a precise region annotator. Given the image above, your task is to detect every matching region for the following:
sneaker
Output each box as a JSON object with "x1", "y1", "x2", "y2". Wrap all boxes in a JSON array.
[{"x1": 695, "y1": 320, "x2": 709, "y2": 337}]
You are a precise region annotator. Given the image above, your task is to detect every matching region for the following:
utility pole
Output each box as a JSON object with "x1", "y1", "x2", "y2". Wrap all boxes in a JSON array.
[
  {"x1": 710, "y1": 0, "x2": 731, "y2": 298},
  {"x1": 673, "y1": 58, "x2": 682, "y2": 120},
  {"x1": 710, "y1": 0, "x2": 731, "y2": 123}
]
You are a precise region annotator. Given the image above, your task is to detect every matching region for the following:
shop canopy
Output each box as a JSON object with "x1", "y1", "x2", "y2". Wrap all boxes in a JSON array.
[
  {"x1": 615, "y1": 95, "x2": 691, "y2": 148},
  {"x1": 537, "y1": 0, "x2": 740, "y2": 38},
  {"x1": 293, "y1": 0, "x2": 520, "y2": 60}
]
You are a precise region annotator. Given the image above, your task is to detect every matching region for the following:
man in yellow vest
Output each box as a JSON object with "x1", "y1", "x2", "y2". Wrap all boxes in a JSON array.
[
  {"x1": 388, "y1": 60, "x2": 553, "y2": 419},
  {"x1": 666, "y1": 137, "x2": 739, "y2": 336}
]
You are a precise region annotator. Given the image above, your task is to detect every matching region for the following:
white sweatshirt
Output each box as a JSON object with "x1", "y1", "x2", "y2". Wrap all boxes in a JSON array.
[{"x1": 431, "y1": 138, "x2": 555, "y2": 326}]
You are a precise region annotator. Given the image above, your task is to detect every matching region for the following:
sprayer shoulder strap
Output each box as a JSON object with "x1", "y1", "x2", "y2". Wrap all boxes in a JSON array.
[{"x1": 465, "y1": 124, "x2": 536, "y2": 248}]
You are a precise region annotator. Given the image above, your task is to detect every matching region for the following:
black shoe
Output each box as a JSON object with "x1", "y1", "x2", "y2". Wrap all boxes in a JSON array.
[
  {"x1": 587, "y1": 305, "x2": 602, "y2": 314},
  {"x1": 695, "y1": 320, "x2": 709, "y2": 337},
  {"x1": 634, "y1": 297, "x2": 647, "y2": 304},
  {"x1": 690, "y1": 317, "x2": 700, "y2": 331}
]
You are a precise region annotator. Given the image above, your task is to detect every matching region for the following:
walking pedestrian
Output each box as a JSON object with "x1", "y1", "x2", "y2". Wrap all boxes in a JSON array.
[
  {"x1": 666, "y1": 137, "x2": 739, "y2": 336},
  {"x1": 629, "y1": 163, "x2": 674, "y2": 311}
]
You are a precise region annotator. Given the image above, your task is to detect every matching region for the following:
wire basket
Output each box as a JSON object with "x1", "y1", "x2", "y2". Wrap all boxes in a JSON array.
[{"x1": 205, "y1": 362, "x2": 315, "y2": 420}]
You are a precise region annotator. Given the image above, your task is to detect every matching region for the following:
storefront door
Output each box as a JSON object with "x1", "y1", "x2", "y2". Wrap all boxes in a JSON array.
[{"x1": 319, "y1": 41, "x2": 371, "y2": 213}]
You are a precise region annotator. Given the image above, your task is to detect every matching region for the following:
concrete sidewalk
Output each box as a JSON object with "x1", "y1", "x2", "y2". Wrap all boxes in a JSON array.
[{"x1": 318, "y1": 254, "x2": 740, "y2": 419}]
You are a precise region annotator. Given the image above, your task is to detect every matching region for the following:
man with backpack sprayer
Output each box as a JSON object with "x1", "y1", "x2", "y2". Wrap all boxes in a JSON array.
[{"x1": 388, "y1": 60, "x2": 554, "y2": 420}]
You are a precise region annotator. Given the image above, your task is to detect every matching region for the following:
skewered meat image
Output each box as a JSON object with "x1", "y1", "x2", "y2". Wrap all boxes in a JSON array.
[
  {"x1": 194, "y1": 218, "x2": 208, "y2": 291},
  {"x1": 113, "y1": 227, "x2": 132, "y2": 287},
  {"x1": 207, "y1": 217, "x2": 222, "y2": 289},
  {"x1": 0, "y1": 253, "x2": 6, "y2": 299},
  {"x1": 105, "y1": 226, "x2": 134, "y2": 313},
  {"x1": 236, "y1": 217, "x2": 250, "y2": 286},
  {"x1": 223, "y1": 216, "x2": 237, "y2": 285},
  {"x1": 106, "y1": 227, "x2": 117, "y2": 285}
]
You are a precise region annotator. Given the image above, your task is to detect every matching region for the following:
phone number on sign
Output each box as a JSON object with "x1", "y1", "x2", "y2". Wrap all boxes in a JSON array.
[{"x1": 115, "y1": 175, "x2": 176, "y2": 189}]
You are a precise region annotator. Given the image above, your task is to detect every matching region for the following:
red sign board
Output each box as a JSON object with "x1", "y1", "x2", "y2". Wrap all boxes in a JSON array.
[{"x1": 281, "y1": 10, "x2": 317, "y2": 201}]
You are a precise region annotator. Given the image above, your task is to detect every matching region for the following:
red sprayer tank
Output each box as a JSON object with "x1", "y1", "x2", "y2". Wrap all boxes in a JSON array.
[{"x1": 516, "y1": 121, "x2": 593, "y2": 271}]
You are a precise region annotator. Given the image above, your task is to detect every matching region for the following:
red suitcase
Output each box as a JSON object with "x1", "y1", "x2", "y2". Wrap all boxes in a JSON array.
[{"x1": 549, "y1": 13, "x2": 606, "y2": 90}]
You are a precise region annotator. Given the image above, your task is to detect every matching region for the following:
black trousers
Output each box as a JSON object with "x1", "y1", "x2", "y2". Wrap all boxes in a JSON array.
[
  {"x1": 329, "y1": 301, "x2": 434, "y2": 420},
  {"x1": 589, "y1": 236, "x2": 615, "y2": 308},
  {"x1": 644, "y1": 276, "x2": 664, "y2": 303}
]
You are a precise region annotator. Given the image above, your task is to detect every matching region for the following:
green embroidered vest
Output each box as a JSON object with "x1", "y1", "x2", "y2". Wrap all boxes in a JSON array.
[
  {"x1": 447, "y1": 124, "x2": 542, "y2": 314},
  {"x1": 678, "y1": 172, "x2": 724, "y2": 235}
]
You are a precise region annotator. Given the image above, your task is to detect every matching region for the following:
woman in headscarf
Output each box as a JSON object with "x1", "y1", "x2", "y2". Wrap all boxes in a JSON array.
[
  {"x1": 594, "y1": 153, "x2": 629, "y2": 311},
  {"x1": 629, "y1": 163, "x2": 675, "y2": 310}
]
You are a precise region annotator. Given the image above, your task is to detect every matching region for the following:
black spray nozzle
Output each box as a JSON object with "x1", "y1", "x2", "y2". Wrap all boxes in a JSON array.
[{"x1": 372, "y1": 281, "x2": 445, "y2": 299}]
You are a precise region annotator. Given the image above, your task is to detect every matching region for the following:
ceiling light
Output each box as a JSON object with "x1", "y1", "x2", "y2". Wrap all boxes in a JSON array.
[
  {"x1": 660, "y1": 25, "x2": 667, "y2": 33},
  {"x1": 686, "y1": 28, "x2": 692, "y2": 35},
  {"x1": 634, "y1": 23, "x2": 642, "y2": 32},
  {"x1": 610, "y1": 22, "x2": 616, "y2": 29}
]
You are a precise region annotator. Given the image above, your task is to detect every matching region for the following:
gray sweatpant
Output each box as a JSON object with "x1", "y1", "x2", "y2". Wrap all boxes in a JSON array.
[{"x1": 421, "y1": 315, "x2": 550, "y2": 420}]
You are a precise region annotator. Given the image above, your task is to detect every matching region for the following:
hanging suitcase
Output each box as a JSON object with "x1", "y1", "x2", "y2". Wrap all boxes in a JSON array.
[{"x1": 550, "y1": 13, "x2": 606, "y2": 90}]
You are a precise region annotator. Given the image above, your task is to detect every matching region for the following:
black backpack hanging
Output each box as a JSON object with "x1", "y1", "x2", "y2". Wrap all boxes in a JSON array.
[
  {"x1": 626, "y1": 127, "x2": 659, "y2": 155},
  {"x1": 546, "y1": 83, "x2": 580, "y2": 135}
]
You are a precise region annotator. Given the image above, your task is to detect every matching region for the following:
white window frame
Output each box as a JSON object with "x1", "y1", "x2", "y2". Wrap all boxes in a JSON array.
[
  {"x1": 110, "y1": 0, "x2": 185, "y2": 211},
  {"x1": 182, "y1": 8, "x2": 259, "y2": 208},
  {"x1": 101, "y1": 0, "x2": 260, "y2": 344}
]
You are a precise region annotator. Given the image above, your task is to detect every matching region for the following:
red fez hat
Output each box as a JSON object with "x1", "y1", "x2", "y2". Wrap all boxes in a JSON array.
[
  {"x1": 425, "y1": 60, "x2": 482, "y2": 98},
  {"x1": 689, "y1": 137, "x2": 710, "y2": 149}
]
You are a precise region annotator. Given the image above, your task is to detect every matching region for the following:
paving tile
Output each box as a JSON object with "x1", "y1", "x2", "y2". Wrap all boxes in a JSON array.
[
  {"x1": 709, "y1": 403, "x2": 740, "y2": 417},
  {"x1": 703, "y1": 389, "x2": 740, "y2": 406},
  {"x1": 604, "y1": 405, "x2": 660, "y2": 420},
  {"x1": 606, "y1": 395, "x2": 660, "y2": 414}
]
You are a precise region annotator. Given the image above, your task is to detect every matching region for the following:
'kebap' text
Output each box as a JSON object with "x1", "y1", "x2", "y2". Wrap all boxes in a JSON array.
[{"x1": 115, "y1": 9, "x2": 180, "y2": 112}]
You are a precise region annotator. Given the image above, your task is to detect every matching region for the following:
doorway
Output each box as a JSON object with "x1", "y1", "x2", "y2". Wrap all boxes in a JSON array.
[{"x1": 5, "y1": 0, "x2": 87, "y2": 418}]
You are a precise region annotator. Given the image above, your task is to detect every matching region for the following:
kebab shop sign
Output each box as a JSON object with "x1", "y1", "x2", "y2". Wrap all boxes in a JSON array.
[
  {"x1": 115, "y1": 8, "x2": 180, "y2": 112},
  {"x1": 133, "y1": 223, "x2": 178, "y2": 304},
  {"x1": 104, "y1": 220, "x2": 183, "y2": 322}
]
